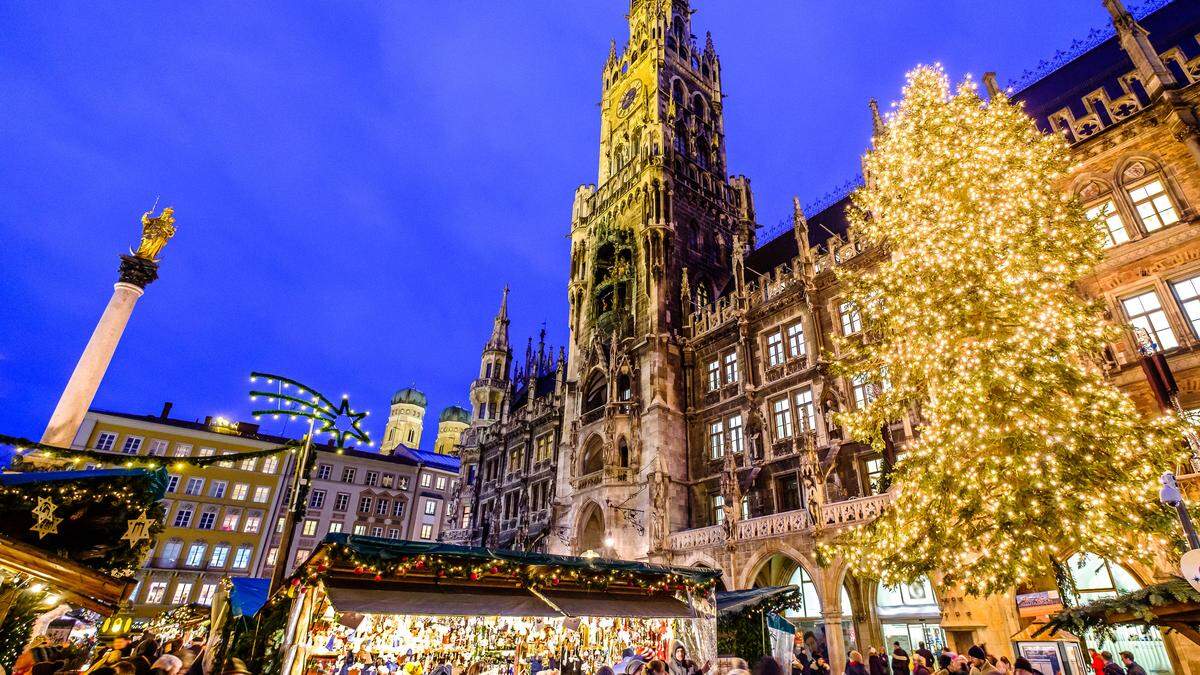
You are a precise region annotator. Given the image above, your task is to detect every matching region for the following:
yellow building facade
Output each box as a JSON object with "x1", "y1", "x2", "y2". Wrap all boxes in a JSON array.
[{"x1": 68, "y1": 409, "x2": 291, "y2": 621}]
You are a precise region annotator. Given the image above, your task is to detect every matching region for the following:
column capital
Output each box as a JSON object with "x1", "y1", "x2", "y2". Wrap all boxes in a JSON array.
[{"x1": 118, "y1": 254, "x2": 160, "y2": 289}]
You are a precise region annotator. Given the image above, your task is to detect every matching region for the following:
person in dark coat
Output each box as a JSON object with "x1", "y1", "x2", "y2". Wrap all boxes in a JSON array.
[
  {"x1": 912, "y1": 656, "x2": 931, "y2": 675},
  {"x1": 916, "y1": 645, "x2": 935, "y2": 671},
  {"x1": 1119, "y1": 652, "x2": 1146, "y2": 675},
  {"x1": 1100, "y1": 652, "x2": 1125, "y2": 675},
  {"x1": 892, "y1": 644, "x2": 910, "y2": 675},
  {"x1": 845, "y1": 652, "x2": 869, "y2": 675},
  {"x1": 755, "y1": 657, "x2": 786, "y2": 675},
  {"x1": 812, "y1": 657, "x2": 831, "y2": 675},
  {"x1": 868, "y1": 648, "x2": 888, "y2": 675}
]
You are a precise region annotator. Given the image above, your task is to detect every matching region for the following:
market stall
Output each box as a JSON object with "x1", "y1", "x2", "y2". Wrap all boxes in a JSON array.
[{"x1": 276, "y1": 535, "x2": 720, "y2": 675}]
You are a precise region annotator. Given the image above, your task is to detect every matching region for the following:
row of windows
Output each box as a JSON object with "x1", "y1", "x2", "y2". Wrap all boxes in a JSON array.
[
  {"x1": 1085, "y1": 177, "x2": 1181, "y2": 248},
  {"x1": 92, "y1": 432, "x2": 279, "y2": 473},
  {"x1": 1120, "y1": 274, "x2": 1200, "y2": 351},
  {"x1": 764, "y1": 321, "x2": 808, "y2": 368},
  {"x1": 169, "y1": 502, "x2": 264, "y2": 534},
  {"x1": 166, "y1": 475, "x2": 272, "y2": 504},
  {"x1": 136, "y1": 577, "x2": 220, "y2": 606},
  {"x1": 705, "y1": 351, "x2": 740, "y2": 392},
  {"x1": 314, "y1": 465, "x2": 454, "y2": 491},
  {"x1": 708, "y1": 386, "x2": 821, "y2": 459},
  {"x1": 157, "y1": 539, "x2": 254, "y2": 571}
]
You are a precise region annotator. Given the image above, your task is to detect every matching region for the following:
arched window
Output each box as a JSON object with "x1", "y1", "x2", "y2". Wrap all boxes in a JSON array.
[
  {"x1": 1121, "y1": 160, "x2": 1181, "y2": 233},
  {"x1": 618, "y1": 438, "x2": 630, "y2": 468},
  {"x1": 787, "y1": 566, "x2": 825, "y2": 619},
  {"x1": 696, "y1": 136, "x2": 710, "y2": 170},
  {"x1": 616, "y1": 373, "x2": 632, "y2": 401},
  {"x1": 583, "y1": 374, "x2": 608, "y2": 413},
  {"x1": 578, "y1": 506, "x2": 606, "y2": 553},
  {"x1": 672, "y1": 79, "x2": 685, "y2": 108},
  {"x1": 672, "y1": 16, "x2": 685, "y2": 42},
  {"x1": 693, "y1": 94, "x2": 708, "y2": 122},
  {"x1": 674, "y1": 120, "x2": 689, "y2": 156},
  {"x1": 1065, "y1": 553, "x2": 1172, "y2": 674},
  {"x1": 1079, "y1": 180, "x2": 1129, "y2": 248},
  {"x1": 580, "y1": 437, "x2": 605, "y2": 475}
]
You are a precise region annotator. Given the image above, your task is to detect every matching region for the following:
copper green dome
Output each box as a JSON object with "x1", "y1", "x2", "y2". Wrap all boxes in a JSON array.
[
  {"x1": 439, "y1": 405, "x2": 470, "y2": 424},
  {"x1": 391, "y1": 387, "x2": 427, "y2": 407}
]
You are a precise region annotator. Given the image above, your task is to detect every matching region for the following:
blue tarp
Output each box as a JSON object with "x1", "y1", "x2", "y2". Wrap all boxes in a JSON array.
[
  {"x1": 226, "y1": 576, "x2": 270, "y2": 619},
  {"x1": 0, "y1": 467, "x2": 151, "y2": 486},
  {"x1": 229, "y1": 578, "x2": 270, "y2": 618}
]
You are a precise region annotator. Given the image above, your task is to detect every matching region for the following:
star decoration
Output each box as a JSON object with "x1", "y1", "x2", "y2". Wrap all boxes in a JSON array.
[
  {"x1": 249, "y1": 372, "x2": 372, "y2": 448},
  {"x1": 30, "y1": 496, "x2": 62, "y2": 539},
  {"x1": 121, "y1": 511, "x2": 156, "y2": 547}
]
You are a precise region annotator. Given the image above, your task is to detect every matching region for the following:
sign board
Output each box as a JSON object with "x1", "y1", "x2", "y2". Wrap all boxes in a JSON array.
[{"x1": 1016, "y1": 590, "x2": 1064, "y2": 618}]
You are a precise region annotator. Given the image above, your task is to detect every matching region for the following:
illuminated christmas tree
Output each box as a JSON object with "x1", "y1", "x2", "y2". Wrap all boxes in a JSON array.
[{"x1": 830, "y1": 65, "x2": 1185, "y2": 595}]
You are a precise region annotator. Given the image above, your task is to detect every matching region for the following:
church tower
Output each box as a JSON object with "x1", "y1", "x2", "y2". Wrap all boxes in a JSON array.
[
  {"x1": 470, "y1": 287, "x2": 511, "y2": 426},
  {"x1": 554, "y1": 0, "x2": 757, "y2": 560}
]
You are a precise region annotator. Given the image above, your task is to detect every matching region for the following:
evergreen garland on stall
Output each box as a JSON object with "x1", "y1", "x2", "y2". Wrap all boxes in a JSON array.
[
  {"x1": 716, "y1": 589, "x2": 802, "y2": 664},
  {"x1": 0, "y1": 470, "x2": 166, "y2": 577}
]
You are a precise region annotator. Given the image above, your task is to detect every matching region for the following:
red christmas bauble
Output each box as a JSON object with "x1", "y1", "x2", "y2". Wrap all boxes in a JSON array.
[{"x1": 374, "y1": 574, "x2": 383, "y2": 582}]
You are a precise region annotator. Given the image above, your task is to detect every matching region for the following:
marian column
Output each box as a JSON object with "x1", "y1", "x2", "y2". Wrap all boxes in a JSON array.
[{"x1": 41, "y1": 207, "x2": 177, "y2": 447}]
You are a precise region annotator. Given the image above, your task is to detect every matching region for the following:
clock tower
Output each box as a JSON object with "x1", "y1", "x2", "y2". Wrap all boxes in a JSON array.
[{"x1": 553, "y1": 0, "x2": 757, "y2": 560}]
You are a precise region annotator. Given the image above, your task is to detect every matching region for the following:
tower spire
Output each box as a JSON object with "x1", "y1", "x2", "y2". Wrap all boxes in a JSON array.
[
  {"x1": 487, "y1": 285, "x2": 510, "y2": 352},
  {"x1": 869, "y1": 99, "x2": 885, "y2": 139}
]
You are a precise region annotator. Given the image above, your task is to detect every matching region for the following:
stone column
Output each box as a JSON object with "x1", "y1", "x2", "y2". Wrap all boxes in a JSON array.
[
  {"x1": 41, "y1": 254, "x2": 159, "y2": 447},
  {"x1": 824, "y1": 610, "x2": 847, "y2": 675}
]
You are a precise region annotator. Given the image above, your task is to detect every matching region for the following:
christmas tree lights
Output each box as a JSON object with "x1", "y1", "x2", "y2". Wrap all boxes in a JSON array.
[{"x1": 826, "y1": 65, "x2": 1186, "y2": 595}]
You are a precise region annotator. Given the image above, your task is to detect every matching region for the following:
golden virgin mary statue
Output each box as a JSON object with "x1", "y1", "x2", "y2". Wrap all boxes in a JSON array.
[{"x1": 134, "y1": 207, "x2": 176, "y2": 262}]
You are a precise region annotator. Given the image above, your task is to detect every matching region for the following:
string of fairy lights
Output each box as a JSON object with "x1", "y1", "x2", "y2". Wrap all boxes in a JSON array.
[
  {"x1": 822, "y1": 64, "x2": 1186, "y2": 596},
  {"x1": 248, "y1": 372, "x2": 372, "y2": 448},
  {"x1": 271, "y1": 541, "x2": 718, "y2": 604}
]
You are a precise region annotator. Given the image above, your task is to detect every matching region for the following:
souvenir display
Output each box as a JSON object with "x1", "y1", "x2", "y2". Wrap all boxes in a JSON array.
[{"x1": 303, "y1": 612, "x2": 696, "y2": 675}]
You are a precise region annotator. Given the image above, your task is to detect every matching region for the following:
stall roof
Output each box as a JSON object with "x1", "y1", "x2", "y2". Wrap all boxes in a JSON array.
[
  {"x1": 716, "y1": 586, "x2": 799, "y2": 616},
  {"x1": 313, "y1": 534, "x2": 723, "y2": 584}
]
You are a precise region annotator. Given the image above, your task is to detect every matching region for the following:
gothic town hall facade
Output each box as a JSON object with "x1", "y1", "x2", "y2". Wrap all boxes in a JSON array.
[{"x1": 444, "y1": 1, "x2": 1200, "y2": 673}]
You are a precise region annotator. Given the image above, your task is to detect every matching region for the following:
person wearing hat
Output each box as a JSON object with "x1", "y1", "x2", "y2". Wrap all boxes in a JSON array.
[{"x1": 966, "y1": 647, "x2": 996, "y2": 675}]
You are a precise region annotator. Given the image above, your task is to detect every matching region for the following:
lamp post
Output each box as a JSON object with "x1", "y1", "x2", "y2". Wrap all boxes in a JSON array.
[
  {"x1": 248, "y1": 372, "x2": 371, "y2": 593},
  {"x1": 1160, "y1": 472, "x2": 1200, "y2": 593}
]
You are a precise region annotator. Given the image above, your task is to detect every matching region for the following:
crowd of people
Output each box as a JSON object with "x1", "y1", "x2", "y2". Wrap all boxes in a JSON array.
[
  {"x1": 805, "y1": 641, "x2": 1153, "y2": 675},
  {"x1": 8, "y1": 633, "x2": 254, "y2": 675}
]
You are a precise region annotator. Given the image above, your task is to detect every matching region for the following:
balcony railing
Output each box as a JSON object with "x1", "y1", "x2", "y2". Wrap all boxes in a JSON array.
[{"x1": 666, "y1": 492, "x2": 893, "y2": 552}]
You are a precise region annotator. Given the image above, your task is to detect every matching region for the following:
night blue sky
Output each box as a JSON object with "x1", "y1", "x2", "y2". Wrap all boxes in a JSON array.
[{"x1": 0, "y1": 1, "x2": 1114, "y2": 448}]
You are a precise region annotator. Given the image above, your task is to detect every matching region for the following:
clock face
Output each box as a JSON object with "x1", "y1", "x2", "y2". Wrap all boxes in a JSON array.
[{"x1": 618, "y1": 82, "x2": 641, "y2": 117}]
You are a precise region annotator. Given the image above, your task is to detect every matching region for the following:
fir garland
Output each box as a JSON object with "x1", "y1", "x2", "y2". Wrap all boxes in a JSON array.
[{"x1": 0, "y1": 433, "x2": 297, "y2": 470}]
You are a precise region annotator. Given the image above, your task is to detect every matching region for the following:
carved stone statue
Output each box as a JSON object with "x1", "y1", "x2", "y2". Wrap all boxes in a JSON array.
[
  {"x1": 822, "y1": 397, "x2": 842, "y2": 440},
  {"x1": 800, "y1": 432, "x2": 825, "y2": 529},
  {"x1": 647, "y1": 456, "x2": 669, "y2": 551},
  {"x1": 720, "y1": 449, "x2": 741, "y2": 541},
  {"x1": 135, "y1": 207, "x2": 177, "y2": 262}
]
